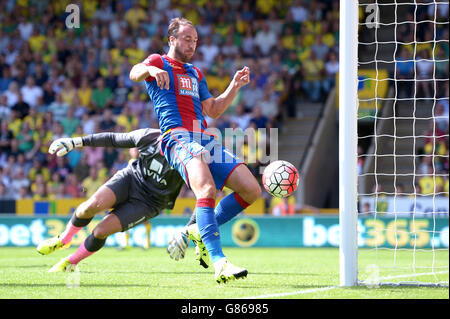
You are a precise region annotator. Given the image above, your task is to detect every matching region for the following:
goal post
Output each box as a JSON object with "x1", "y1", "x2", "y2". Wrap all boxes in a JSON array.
[{"x1": 339, "y1": 0, "x2": 359, "y2": 287}]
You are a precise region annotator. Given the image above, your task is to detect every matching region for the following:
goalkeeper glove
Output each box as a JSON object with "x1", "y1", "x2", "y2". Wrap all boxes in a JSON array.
[
  {"x1": 48, "y1": 137, "x2": 83, "y2": 157},
  {"x1": 167, "y1": 231, "x2": 189, "y2": 261}
]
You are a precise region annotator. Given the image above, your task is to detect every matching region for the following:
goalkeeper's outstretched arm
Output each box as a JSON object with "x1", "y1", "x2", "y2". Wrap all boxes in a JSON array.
[{"x1": 48, "y1": 129, "x2": 154, "y2": 157}]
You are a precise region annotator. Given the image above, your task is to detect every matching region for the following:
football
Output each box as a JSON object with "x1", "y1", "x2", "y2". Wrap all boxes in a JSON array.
[{"x1": 262, "y1": 160, "x2": 300, "y2": 198}]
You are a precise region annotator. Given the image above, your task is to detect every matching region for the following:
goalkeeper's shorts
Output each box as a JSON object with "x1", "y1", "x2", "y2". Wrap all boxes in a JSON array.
[
  {"x1": 160, "y1": 129, "x2": 245, "y2": 190},
  {"x1": 105, "y1": 166, "x2": 160, "y2": 231}
]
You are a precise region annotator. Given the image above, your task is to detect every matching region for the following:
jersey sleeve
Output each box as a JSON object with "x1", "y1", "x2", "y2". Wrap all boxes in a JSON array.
[
  {"x1": 141, "y1": 54, "x2": 164, "y2": 82},
  {"x1": 81, "y1": 129, "x2": 160, "y2": 149},
  {"x1": 132, "y1": 128, "x2": 161, "y2": 152},
  {"x1": 194, "y1": 66, "x2": 213, "y2": 102}
]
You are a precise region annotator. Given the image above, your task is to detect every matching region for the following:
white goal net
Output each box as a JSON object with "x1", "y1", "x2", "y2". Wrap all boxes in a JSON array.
[{"x1": 356, "y1": 0, "x2": 449, "y2": 287}]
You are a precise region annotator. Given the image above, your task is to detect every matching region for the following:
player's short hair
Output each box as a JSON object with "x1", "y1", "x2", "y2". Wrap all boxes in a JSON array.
[{"x1": 167, "y1": 17, "x2": 195, "y2": 39}]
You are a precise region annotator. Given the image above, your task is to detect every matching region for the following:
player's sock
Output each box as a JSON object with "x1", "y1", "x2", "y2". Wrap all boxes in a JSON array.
[
  {"x1": 215, "y1": 192, "x2": 250, "y2": 225},
  {"x1": 195, "y1": 198, "x2": 225, "y2": 263},
  {"x1": 187, "y1": 192, "x2": 250, "y2": 226},
  {"x1": 60, "y1": 215, "x2": 93, "y2": 245},
  {"x1": 68, "y1": 234, "x2": 106, "y2": 264}
]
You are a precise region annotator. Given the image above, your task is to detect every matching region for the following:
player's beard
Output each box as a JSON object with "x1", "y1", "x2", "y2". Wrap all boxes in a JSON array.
[{"x1": 174, "y1": 45, "x2": 193, "y2": 63}]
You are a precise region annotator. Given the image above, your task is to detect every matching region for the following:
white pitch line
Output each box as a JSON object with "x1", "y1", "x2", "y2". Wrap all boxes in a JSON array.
[
  {"x1": 378, "y1": 270, "x2": 449, "y2": 281},
  {"x1": 239, "y1": 286, "x2": 337, "y2": 299},
  {"x1": 240, "y1": 270, "x2": 449, "y2": 299}
]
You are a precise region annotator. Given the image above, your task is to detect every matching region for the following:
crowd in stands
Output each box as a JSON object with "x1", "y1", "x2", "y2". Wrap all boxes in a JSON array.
[
  {"x1": 0, "y1": 0, "x2": 339, "y2": 214},
  {"x1": 357, "y1": 1, "x2": 449, "y2": 199},
  {"x1": 396, "y1": 2, "x2": 449, "y2": 197}
]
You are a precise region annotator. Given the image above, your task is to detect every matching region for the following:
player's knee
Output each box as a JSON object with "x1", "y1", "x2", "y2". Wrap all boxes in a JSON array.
[
  {"x1": 246, "y1": 181, "x2": 262, "y2": 204},
  {"x1": 196, "y1": 182, "x2": 216, "y2": 199},
  {"x1": 92, "y1": 224, "x2": 113, "y2": 239},
  {"x1": 80, "y1": 196, "x2": 104, "y2": 217},
  {"x1": 252, "y1": 183, "x2": 262, "y2": 202}
]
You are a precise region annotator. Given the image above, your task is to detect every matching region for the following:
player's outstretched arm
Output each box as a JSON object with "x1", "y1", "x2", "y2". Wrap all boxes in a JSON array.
[
  {"x1": 48, "y1": 130, "x2": 159, "y2": 157},
  {"x1": 129, "y1": 63, "x2": 170, "y2": 90},
  {"x1": 202, "y1": 66, "x2": 250, "y2": 119}
]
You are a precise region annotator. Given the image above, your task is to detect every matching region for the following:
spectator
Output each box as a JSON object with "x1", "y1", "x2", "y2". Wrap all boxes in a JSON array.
[
  {"x1": 2, "y1": 81, "x2": 20, "y2": 107},
  {"x1": 0, "y1": 66, "x2": 12, "y2": 94},
  {"x1": 416, "y1": 50, "x2": 433, "y2": 98},
  {"x1": 60, "y1": 78, "x2": 77, "y2": 107},
  {"x1": 99, "y1": 107, "x2": 117, "y2": 132},
  {"x1": 4, "y1": 42, "x2": 19, "y2": 66},
  {"x1": 17, "y1": 16, "x2": 33, "y2": 41},
  {"x1": 301, "y1": 51, "x2": 325, "y2": 102},
  {"x1": 91, "y1": 77, "x2": 113, "y2": 113},
  {"x1": 20, "y1": 76, "x2": 43, "y2": 108},
  {"x1": 47, "y1": 93, "x2": 69, "y2": 123},
  {"x1": 311, "y1": 35, "x2": 329, "y2": 61},
  {"x1": 258, "y1": 85, "x2": 280, "y2": 121},
  {"x1": 396, "y1": 48, "x2": 415, "y2": 98},
  {"x1": 116, "y1": 105, "x2": 138, "y2": 132},
  {"x1": 191, "y1": 51, "x2": 209, "y2": 74},
  {"x1": 0, "y1": 120, "x2": 13, "y2": 155},
  {"x1": 249, "y1": 106, "x2": 269, "y2": 129},
  {"x1": 241, "y1": 27, "x2": 256, "y2": 58},
  {"x1": 435, "y1": 100, "x2": 449, "y2": 131},
  {"x1": 323, "y1": 51, "x2": 339, "y2": 93},
  {"x1": 15, "y1": 185, "x2": 30, "y2": 199},
  {"x1": 137, "y1": 28, "x2": 152, "y2": 52},
  {"x1": 77, "y1": 77, "x2": 93, "y2": 109},
  {"x1": 81, "y1": 112, "x2": 96, "y2": 135},
  {"x1": 93, "y1": 1, "x2": 114, "y2": 22},
  {"x1": 419, "y1": 166, "x2": 445, "y2": 195},
  {"x1": 290, "y1": 0, "x2": 310, "y2": 24},
  {"x1": 254, "y1": 22, "x2": 278, "y2": 56},
  {"x1": 124, "y1": 2, "x2": 147, "y2": 30},
  {"x1": 33, "y1": 63, "x2": 48, "y2": 87},
  {"x1": 11, "y1": 167, "x2": 30, "y2": 194},
  {"x1": 41, "y1": 81, "x2": 55, "y2": 106},
  {"x1": 242, "y1": 79, "x2": 264, "y2": 110},
  {"x1": 126, "y1": 85, "x2": 145, "y2": 116},
  {"x1": 64, "y1": 173, "x2": 81, "y2": 198},
  {"x1": 54, "y1": 156, "x2": 72, "y2": 180},
  {"x1": 60, "y1": 107, "x2": 80, "y2": 137},
  {"x1": 230, "y1": 103, "x2": 251, "y2": 130},
  {"x1": 74, "y1": 153, "x2": 90, "y2": 182},
  {"x1": 82, "y1": 166, "x2": 103, "y2": 198},
  {"x1": 112, "y1": 151, "x2": 128, "y2": 171},
  {"x1": 199, "y1": 35, "x2": 219, "y2": 67},
  {"x1": 16, "y1": 120, "x2": 34, "y2": 154},
  {"x1": 0, "y1": 181, "x2": 14, "y2": 199}
]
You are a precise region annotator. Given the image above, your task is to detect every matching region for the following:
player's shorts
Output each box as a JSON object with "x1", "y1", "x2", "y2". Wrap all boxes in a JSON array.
[
  {"x1": 160, "y1": 129, "x2": 245, "y2": 190},
  {"x1": 104, "y1": 166, "x2": 160, "y2": 231}
]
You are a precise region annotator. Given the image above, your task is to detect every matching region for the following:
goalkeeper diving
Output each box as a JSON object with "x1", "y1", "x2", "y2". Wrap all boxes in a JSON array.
[{"x1": 36, "y1": 128, "x2": 216, "y2": 275}]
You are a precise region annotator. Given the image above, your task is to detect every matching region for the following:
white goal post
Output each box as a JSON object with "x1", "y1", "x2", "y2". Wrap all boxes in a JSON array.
[
  {"x1": 339, "y1": 0, "x2": 449, "y2": 287},
  {"x1": 339, "y1": 0, "x2": 359, "y2": 287}
]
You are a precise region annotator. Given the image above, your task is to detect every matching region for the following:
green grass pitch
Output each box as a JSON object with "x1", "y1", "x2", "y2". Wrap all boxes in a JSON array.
[{"x1": 0, "y1": 247, "x2": 447, "y2": 299}]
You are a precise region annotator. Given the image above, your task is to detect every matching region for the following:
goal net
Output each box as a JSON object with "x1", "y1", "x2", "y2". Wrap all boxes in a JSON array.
[{"x1": 339, "y1": 0, "x2": 449, "y2": 287}]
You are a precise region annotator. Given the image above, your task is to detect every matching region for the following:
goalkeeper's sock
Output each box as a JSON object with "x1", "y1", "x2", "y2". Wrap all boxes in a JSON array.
[
  {"x1": 195, "y1": 198, "x2": 225, "y2": 263},
  {"x1": 215, "y1": 192, "x2": 250, "y2": 225},
  {"x1": 68, "y1": 234, "x2": 106, "y2": 264},
  {"x1": 60, "y1": 215, "x2": 92, "y2": 245},
  {"x1": 187, "y1": 192, "x2": 250, "y2": 226}
]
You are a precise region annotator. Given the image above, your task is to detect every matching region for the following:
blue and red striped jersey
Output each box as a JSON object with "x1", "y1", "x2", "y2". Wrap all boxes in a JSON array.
[{"x1": 142, "y1": 54, "x2": 213, "y2": 134}]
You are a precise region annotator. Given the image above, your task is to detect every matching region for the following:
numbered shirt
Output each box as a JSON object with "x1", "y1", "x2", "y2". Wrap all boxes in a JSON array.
[{"x1": 142, "y1": 54, "x2": 213, "y2": 133}]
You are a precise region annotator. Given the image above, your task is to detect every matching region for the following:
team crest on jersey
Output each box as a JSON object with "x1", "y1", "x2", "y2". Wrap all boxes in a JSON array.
[{"x1": 177, "y1": 75, "x2": 199, "y2": 99}]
